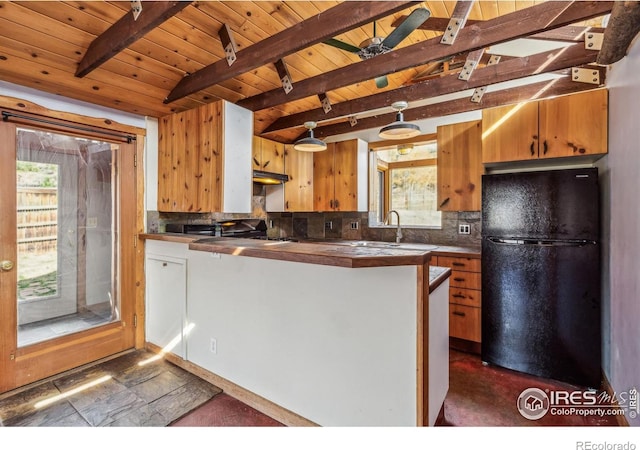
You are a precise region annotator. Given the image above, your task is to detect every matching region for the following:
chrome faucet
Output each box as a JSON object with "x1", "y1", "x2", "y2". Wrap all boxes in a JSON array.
[{"x1": 384, "y1": 210, "x2": 403, "y2": 243}]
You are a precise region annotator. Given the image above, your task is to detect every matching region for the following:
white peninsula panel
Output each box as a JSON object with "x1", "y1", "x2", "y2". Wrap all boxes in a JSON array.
[{"x1": 186, "y1": 250, "x2": 418, "y2": 426}]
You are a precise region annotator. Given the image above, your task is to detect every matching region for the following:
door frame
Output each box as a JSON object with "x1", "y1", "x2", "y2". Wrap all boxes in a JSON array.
[{"x1": 0, "y1": 99, "x2": 146, "y2": 393}]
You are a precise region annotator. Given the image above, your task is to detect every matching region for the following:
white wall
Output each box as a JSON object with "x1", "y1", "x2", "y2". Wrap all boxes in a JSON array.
[{"x1": 601, "y1": 38, "x2": 640, "y2": 426}]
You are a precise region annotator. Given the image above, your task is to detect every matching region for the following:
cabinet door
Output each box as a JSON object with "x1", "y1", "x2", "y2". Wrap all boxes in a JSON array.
[
  {"x1": 261, "y1": 138, "x2": 285, "y2": 173},
  {"x1": 437, "y1": 120, "x2": 483, "y2": 211},
  {"x1": 158, "y1": 102, "x2": 222, "y2": 212},
  {"x1": 313, "y1": 143, "x2": 336, "y2": 211},
  {"x1": 333, "y1": 140, "x2": 358, "y2": 211},
  {"x1": 482, "y1": 101, "x2": 539, "y2": 163},
  {"x1": 252, "y1": 136, "x2": 263, "y2": 170},
  {"x1": 145, "y1": 255, "x2": 187, "y2": 358},
  {"x1": 284, "y1": 144, "x2": 314, "y2": 211},
  {"x1": 539, "y1": 89, "x2": 608, "y2": 159}
]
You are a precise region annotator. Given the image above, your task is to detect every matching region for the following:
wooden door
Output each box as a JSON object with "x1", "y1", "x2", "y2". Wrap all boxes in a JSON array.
[
  {"x1": 482, "y1": 101, "x2": 540, "y2": 163},
  {"x1": 284, "y1": 144, "x2": 314, "y2": 211},
  {"x1": 539, "y1": 89, "x2": 608, "y2": 159},
  {"x1": 313, "y1": 143, "x2": 336, "y2": 211},
  {"x1": 0, "y1": 119, "x2": 138, "y2": 394},
  {"x1": 437, "y1": 120, "x2": 483, "y2": 211},
  {"x1": 333, "y1": 140, "x2": 358, "y2": 211}
]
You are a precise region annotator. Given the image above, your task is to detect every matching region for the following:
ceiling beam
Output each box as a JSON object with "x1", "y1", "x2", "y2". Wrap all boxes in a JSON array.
[
  {"x1": 261, "y1": 44, "x2": 599, "y2": 136},
  {"x1": 164, "y1": 1, "x2": 420, "y2": 104},
  {"x1": 75, "y1": 1, "x2": 192, "y2": 78},
  {"x1": 395, "y1": 16, "x2": 605, "y2": 44},
  {"x1": 597, "y1": 1, "x2": 640, "y2": 64},
  {"x1": 238, "y1": 1, "x2": 613, "y2": 112},
  {"x1": 304, "y1": 73, "x2": 605, "y2": 142}
]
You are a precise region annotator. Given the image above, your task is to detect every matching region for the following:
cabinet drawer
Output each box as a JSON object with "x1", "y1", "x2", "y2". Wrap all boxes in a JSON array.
[
  {"x1": 450, "y1": 271, "x2": 481, "y2": 289},
  {"x1": 449, "y1": 288, "x2": 481, "y2": 308},
  {"x1": 450, "y1": 304, "x2": 481, "y2": 342},
  {"x1": 438, "y1": 256, "x2": 480, "y2": 272}
]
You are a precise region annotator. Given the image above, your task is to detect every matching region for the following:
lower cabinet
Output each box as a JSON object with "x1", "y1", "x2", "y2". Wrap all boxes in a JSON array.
[
  {"x1": 432, "y1": 255, "x2": 482, "y2": 348},
  {"x1": 145, "y1": 241, "x2": 188, "y2": 358}
]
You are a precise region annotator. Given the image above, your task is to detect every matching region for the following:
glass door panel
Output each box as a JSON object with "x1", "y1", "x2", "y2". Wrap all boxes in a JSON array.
[{"x1": 16, "y1": 128, "x2": 119, "y2": 347}]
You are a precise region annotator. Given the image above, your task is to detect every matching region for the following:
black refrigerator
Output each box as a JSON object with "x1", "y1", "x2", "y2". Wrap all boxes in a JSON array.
[{"x1": 481, "y1": 168, "x2": 601, "y2": 388}]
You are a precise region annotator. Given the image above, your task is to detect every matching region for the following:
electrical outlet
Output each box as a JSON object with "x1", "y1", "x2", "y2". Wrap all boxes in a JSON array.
[
  {"x1": 210, "y1": 338, "x2": 217, "y2": 354},
  {"x1": 350, "y1": 221, "x2": 359, "y2": 230},
  {"x1": 325, "y1": 221, "x2": 333, "y2": 230},
  {"x1": 458, "y1": 224, "x2": 471, "y2": 235},
  {"x1": 268, "y1": 219, "x2": 274, "y2": 228}
]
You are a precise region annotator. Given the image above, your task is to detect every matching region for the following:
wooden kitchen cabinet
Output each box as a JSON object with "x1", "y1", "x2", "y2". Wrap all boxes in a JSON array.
[
  {"x1": 158, "y1": 100, "x2": 252, "y2": 213},
  {"x1": 482, "y1": 89, "x2": 608, "y2": 164},
  {"x1": 284, "y1": 144, "x2": 314, "y2": 211},
  {"x1": 437, "y1": 120, "x2": 483, "y2": 211},
  {"x1": 313, "y1": 139, "x2": 367, "y2": 211},
  {"x1": 252, "y1": 136, "x2": 285, "y2": 174},
  {"x1": 433, "y1": 255, "x2": 482, "y2": 348}
]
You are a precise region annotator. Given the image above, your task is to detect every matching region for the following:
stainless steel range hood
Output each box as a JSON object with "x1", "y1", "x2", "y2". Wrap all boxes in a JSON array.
[{"x1": 252, "y1": 170, "x2": 289, "y2": 185}]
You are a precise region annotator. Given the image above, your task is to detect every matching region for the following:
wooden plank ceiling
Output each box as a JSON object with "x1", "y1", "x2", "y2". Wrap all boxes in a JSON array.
[{"x1": 0, "y1": 1, "x2": 625, "y2": 143}]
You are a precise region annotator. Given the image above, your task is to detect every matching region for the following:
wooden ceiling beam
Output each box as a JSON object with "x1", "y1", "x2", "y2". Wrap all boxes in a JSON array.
[
  {"x1": 75, "y1": 1, "x2": 192, "y2": 78},
  {"x1": 597, "y1": 1, "x2": 640, "y2": 64},
  {"x1": 304, "y1": 73, "x2": 605, "y2": 141},
  {"x1": 163, "y1": 1, "x2": 419, "y2": 104},
  {"x1": 239, "y1": 1, "x2": 613, "y2": 112},
  {"x1": 261, "y1": 44, "x2": 599, "y2": 136}
]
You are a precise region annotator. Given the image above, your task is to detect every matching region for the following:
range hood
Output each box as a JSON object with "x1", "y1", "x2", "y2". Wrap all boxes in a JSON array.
[{"x1": 252, "y1": 170, "x2": 289, "y2": 185}]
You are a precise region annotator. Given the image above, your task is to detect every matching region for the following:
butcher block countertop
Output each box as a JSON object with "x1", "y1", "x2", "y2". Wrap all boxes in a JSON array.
[{"x1": 141, "y1": 233, "x2": 480, "y2": 268}]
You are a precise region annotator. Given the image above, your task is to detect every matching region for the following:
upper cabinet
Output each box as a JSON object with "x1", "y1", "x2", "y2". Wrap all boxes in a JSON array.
[
  {"x1": 313, "y1": 139, "x2": 368, "y2": 212},
  {"x1": 283, "y1": 144, "x2": 314, "y2": 211},
  {"x1": 252, "y1": 136, "x2": 285, "y2": 174},
  {"x1": 158, "y1": 100, "x2": 252, "y2": 213},
  {"x1": 437, "y1": 120, "x2": 483, "y2": 212},
  {"x1": 482, "y1": 89, "x2": 608, "y2": 164}
]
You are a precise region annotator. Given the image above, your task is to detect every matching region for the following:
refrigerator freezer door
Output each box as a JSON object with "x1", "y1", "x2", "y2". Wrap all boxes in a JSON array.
[
  {"x1": 482, "y1": 168, "x2": 599, "y2": 241},
  {"x1": 481, "y1": 238, "x2": 601, "y2": 387}
]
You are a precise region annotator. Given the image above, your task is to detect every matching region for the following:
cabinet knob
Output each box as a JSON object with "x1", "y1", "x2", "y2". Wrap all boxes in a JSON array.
[{"x1": 1, "y1": 260, "x2": 14, "y2": 272}]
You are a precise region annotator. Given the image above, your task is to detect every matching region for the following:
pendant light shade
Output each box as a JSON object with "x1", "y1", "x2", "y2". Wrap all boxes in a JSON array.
[
  {"x1": 397, "y1": 143, "x2": 413, "y2": 155},
  {"x1": 378, "y1": 101, "x2": 421, "y2": 140},
  {"x1": 293, "y1": 121, "x2": 327, "y2": 152}
]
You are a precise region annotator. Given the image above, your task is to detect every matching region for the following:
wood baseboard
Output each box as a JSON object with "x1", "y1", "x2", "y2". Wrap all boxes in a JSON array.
[
  {"x1": 601, "y1": 369, "x2": 630, "y2": 427},
  {"x1": 145, "y1": 343, "x2": 318, "y2": 427},
  {"x1": 449, "y1": 337, "x2": 481, "y2": 355}
]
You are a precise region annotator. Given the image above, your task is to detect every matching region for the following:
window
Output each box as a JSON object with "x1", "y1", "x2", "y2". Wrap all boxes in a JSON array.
[{"x1": 370, "y1": 140, "x2": 441, "y2": 228}]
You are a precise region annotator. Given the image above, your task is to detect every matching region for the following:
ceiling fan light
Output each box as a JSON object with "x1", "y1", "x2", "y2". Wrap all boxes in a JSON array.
[{"x1": 294, "y1": 121, "x2": 327, "y2": 152}]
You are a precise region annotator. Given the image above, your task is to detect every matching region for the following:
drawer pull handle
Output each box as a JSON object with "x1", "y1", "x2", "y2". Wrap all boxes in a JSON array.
[
  {"x1": 452, "y1": 294, "x2": 466, "y2": 299},
  {"x1": 453, "y1": 277, "x2": 466, "y2": 282},
  {"x1": 453, "y1": 311, "x2": 466, "y2": 317},
  {"x1": 452, "y1": 262, "x2": 466, "y2": 267}
]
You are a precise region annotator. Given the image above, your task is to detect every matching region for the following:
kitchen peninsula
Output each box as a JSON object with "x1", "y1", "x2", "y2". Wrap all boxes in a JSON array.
[{"x1": 142, "y1": 234, "x2": 451, "y2": 426}]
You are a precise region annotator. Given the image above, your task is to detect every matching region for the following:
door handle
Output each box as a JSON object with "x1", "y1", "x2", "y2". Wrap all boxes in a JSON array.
[{"x1": 1, "y1": 260, "x2": 14, "y2": 271}]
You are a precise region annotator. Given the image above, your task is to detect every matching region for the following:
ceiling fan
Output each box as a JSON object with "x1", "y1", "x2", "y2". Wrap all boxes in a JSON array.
[{"x1": 323, "y1": 8, "x2": 431, "y2": 88}]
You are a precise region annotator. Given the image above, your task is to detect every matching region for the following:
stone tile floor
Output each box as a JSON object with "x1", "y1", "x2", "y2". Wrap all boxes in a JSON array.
[{"x1": 0, "y1": 349, "x2": 221, "y2": 426}]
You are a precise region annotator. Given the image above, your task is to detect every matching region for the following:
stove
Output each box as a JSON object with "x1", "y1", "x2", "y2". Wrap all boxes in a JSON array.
[{"x1": 166, "y1": 219, "x2": 268, "y2": 239}]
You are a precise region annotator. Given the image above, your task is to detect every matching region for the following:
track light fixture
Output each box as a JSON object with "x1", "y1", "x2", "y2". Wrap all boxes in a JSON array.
[{"x1": 293, "y1": 121, "x2": 327, "y2": 152}]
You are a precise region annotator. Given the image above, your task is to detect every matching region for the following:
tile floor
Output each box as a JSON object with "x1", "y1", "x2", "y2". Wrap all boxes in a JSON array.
[{"x1": 0, "y1": 348, "x2": 622, "y2": 427}]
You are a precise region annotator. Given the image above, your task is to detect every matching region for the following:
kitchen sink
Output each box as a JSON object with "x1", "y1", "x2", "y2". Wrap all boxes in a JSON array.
[{"x1": 341, "y1": 240, "x2": 439, "y2": 251}]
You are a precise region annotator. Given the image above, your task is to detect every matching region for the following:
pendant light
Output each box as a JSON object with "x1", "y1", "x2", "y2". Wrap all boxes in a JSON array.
[
  {"x1": 293, "y1": 121, "x2": 327, "y2": 152},
  {"x1": 397, "y1": 143, "x2": 413, "y2": 155},
  {"x1": 378, "y1": 101, "x2": 421, "y2": 140}
]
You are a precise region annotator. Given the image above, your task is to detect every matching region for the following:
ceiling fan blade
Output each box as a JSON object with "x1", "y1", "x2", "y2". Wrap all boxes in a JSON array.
[
  {"x1": 375, "y1": 76, "x2": 389, "y2": 89},
  {"x1": 323, "y1": 38, "x2": 361, "y2": 53},
  {"x1": 381, "y1": 8, "x2": 431, "y2": 49}
]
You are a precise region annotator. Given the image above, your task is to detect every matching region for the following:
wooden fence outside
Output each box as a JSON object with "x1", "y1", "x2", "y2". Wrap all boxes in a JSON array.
[{"x1": 17, "y1": 188, "x2": 58, "y2": 254}]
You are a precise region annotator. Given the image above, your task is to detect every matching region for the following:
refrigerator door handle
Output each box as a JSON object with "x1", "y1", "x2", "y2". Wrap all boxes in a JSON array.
[{"x1": 487, "y1": 237, "x2": 597, "y2": 247}]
